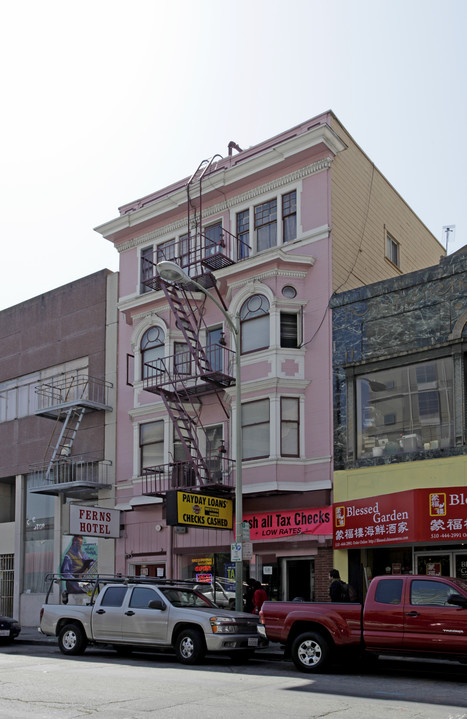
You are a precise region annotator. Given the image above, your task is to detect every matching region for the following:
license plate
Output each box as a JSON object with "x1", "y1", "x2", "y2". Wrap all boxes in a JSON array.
[
  {"x1": 0, "y1": 630, "x2": 10, "y2": 637},
  {"x1": 248, "y1": 637, "x2": 259, "y2": 646}
]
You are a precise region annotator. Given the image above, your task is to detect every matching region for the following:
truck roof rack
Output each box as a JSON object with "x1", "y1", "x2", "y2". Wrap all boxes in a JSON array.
[{"x1": 43, "y1": 573, "x2": 199, "y2": 604}]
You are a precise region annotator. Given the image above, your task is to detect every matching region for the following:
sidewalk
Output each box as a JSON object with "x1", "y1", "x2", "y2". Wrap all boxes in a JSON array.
[{"x1": 15, "y1": 626, "x2": 285, "y2": 659}]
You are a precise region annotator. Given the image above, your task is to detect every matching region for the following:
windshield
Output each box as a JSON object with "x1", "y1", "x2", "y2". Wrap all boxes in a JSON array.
[{"x1": 159, "y1": 587, "x2": 216, "y2": 608}]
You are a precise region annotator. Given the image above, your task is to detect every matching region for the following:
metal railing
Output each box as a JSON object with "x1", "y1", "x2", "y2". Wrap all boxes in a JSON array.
[
  {"x1": 142, "y1": 458, "x2": 235, "y2": 496},
  {"x1": 35, "y1": 372, "x2": 112, "y2": 411},
  {"x1": 143, "y1": 345, "x2": 236, "y2": 393},
  {"x1": 29, "y1": 457, "x2": 112, "y2": 490}
]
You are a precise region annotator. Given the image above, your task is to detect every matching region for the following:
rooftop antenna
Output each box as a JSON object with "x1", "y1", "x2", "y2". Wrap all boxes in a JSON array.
[{"x1": 442, "y1": 225, "x2": 455, "y2": 254}]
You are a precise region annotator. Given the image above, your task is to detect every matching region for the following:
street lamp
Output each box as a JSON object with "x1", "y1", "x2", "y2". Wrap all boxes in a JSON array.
[{"x1": 156, "y1": 260, "x2": 244, "y2": 612}]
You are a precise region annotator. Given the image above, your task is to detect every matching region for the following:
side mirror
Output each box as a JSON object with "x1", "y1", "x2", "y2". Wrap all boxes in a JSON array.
[
  {"x1": 148, "y1": 599, "x2": 166, "y2": 611},
  {"x1": 447, "y1": 595, "x2": 467, "y2": 608}
]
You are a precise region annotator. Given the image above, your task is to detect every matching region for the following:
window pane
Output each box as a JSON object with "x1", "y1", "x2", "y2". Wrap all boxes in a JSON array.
[
  {"x1": 237, "y1": 210, "x2": 250, "y2": 259},
  {"x1": 242, "y1": 399, "x2": 269, "y2": 425},
  {"x1": 280, "y1": 313, "x2": 298, "y2": 348},
  {"x1": 242, "y1": 401, "x2": 270, "y2": 460},
  {"x1": 281, "y1": 397, "x2": 299, "y2": 456},
  {"x1": 140, "y1": 421, "x2": 164, "y2": 444},
  {"x1": 356, "y1": 358, "x2": 454, "y2": 459},
  {"x1": 243, "y1": 424, "x2": 269, "y2": 459},
  {"x1": 241, "y1": 315, "x2": 269, "y2": 353}
]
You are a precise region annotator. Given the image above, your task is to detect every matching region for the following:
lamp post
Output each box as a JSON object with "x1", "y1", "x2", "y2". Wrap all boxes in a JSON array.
[{"x1": 156, "y1": 260, "x2": 244, "y2": 612}]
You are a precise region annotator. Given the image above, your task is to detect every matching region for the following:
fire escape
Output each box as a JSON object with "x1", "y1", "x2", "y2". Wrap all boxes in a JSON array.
[
  {"x1": 29, "y1": 372, "x2": 113, "y2": 499},
  {"x1": 140, "y1": 156, "x2": 250, "y2": 498}
]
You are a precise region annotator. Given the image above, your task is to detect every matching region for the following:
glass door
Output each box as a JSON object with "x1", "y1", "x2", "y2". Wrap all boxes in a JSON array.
[{"x1": 415, "y1": 552, "x2": 451, "y2": 576}]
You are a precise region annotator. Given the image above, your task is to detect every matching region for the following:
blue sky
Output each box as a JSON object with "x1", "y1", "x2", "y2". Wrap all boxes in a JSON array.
[{"x1": 1, "y1": 0, "x2": 465, "y2": 310}]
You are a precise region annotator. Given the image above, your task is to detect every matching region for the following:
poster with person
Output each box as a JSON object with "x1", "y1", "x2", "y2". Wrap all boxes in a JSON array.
[{"x1": 60, "y1": 535, "x2": 98, "y2": 603}]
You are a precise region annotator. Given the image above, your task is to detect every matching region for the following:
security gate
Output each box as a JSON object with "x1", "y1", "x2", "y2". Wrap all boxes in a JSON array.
[{"x1": 0, "y1": 554, "x2": 14, "y2": 616}]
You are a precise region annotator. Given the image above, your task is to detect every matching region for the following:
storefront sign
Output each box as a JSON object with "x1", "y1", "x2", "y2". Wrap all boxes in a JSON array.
[
  {"x1": 334, "y1": 486, "x2": 467, "y2": 548},
  {"x1": 166, "y1": 491, "x2": 233, "y2": 530},
  {"x1": 243, "y1": 507, "x2": 332, "y2": 540},
  {"x1": 69, "y1": 505, "x2": 120, "y2": 538}
]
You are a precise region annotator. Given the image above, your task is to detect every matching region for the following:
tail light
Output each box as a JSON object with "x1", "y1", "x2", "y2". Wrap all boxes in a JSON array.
[{"x1": 259, "y1": 609, "x2": 264, "y2": 624}]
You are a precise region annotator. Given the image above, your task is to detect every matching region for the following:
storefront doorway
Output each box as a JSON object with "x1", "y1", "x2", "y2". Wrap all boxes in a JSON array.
[{"x1": 281, "y1": 558, "x2": 314, "y2": 601}]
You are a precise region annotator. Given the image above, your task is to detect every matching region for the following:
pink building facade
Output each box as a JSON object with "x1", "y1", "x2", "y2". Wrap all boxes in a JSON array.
[{"x1": 96, "y1": 112, "x2": 443, "y2": 602}]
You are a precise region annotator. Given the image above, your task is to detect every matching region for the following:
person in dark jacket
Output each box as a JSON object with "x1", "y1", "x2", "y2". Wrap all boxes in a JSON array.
[{"x1": 329, "y1": 568, "x2": 344, "y2": 601}]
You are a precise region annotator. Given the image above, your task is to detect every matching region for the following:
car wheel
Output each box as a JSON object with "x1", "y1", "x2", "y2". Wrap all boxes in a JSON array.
[
  {"x1": 291, "y1": 631, "x2": 331, "y2": 673},
  {"x1": 175, "y1": 628, "x2": 206, "y2": 665},
  {"x1": 58, "y1": 623, "x2": 88, "y2": 656}
]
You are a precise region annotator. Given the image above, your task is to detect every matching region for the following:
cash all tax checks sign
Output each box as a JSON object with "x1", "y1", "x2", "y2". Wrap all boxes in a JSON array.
[
  {"x1": 166, "y1": 491, "x2": 233, "y2": 530},
  {"x1": 243, "y1": 507, "x2": 332, "y2": 539},
  {"x1": 334, "y1": 486, "x2": 467, "y2": 548}
]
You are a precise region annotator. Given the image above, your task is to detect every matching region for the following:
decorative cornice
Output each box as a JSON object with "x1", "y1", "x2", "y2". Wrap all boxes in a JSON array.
[{"x1": 115, "y1": 157, "x2": 333, "y2": 253}]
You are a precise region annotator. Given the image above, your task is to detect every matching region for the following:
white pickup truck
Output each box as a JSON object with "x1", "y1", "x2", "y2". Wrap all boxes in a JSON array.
[{"x1": 39, "y1": 575, "x2": 266, "y2": 664}]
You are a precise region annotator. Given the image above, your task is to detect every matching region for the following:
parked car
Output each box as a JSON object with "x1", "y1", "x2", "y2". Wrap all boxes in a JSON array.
[
  {"x1": 39, "y1": 574, "x2": 267, "y2": 664},
  {"x1": 194, "y1": 579, "x2": 236, "y2": 609},
  {"x1": 0, "y1": 616, "x2": 21, "y2": 643},
  {"x1": 259, "y1": 574, "x2": 467, "y2": 672}
]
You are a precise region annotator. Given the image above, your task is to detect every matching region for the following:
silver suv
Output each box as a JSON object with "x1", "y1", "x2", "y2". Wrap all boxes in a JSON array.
[{"x1": 39, "y1": 576, "x2": 267, "y2": 665}]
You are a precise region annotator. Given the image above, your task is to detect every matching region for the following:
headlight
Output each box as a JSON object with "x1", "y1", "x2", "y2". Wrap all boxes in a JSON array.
[{"x1": 210, "y1": 616, "x2": 238, "y2": 634}]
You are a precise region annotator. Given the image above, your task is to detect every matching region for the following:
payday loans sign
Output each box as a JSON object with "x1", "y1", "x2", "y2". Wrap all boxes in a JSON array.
[{"x1": 166, "y1": 491, "x2": 233, "y2": 530}]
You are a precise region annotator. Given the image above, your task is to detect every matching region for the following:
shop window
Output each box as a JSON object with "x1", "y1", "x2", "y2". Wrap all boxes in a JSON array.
[
  {"x1": 140, "y1": 421, "x2": 164, "y2": 473},
  {"x1": 240, "y1": 295, "x2": 270, "y2": 354},
  {"x1": 141, "y1": 327, "x2": 165, "y2": 380},
  {"x1": 242, "y1": 399, "x2": 270, "y2": 460},
  {"x1": 356, "y1": 357, "x2": 454, "y2": 459},
  {"x1": 280, "y1": 398, "x2": 299, "y2": 457}
]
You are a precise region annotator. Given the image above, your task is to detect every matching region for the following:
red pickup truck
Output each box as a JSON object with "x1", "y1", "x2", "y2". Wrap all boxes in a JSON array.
[{"x1": 258, "y1": 574, "x2": 467, "y2": 672}]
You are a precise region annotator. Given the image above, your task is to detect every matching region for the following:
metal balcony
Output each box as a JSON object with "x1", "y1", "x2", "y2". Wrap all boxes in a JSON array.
[
  {"x1": 141, "y1": 229, "x2": 250, "y2": 293},
  {"x1": 142, "y1": 458, "x2": 235, "y2": 497},
  {"x1": 143, "y1": 345, "x2": 236, "y2": 398},
  {"x1": 35, "y1": 372, "x2": 112, "y2": 420},
  {"x1": 28, "y1": 457, "x2": 112, "y2": 498}
]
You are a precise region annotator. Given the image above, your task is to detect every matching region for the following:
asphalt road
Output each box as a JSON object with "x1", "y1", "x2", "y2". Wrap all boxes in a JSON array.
[{"x1": 0, "y1": 639, "x2": 466, "y2": 719}]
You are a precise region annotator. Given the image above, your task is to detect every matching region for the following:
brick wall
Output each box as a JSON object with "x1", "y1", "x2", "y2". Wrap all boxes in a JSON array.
[{"x1": 315, "y1": 547, "x2": 334, "y2": 602}]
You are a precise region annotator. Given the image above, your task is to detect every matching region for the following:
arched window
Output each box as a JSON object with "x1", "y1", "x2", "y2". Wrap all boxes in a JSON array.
[
  {"x1": 240, "y1": 295, "x2": 270, "y2": 354},
  {"x1": 141, "y1": 327, "x2": 165, "y2": 379}
]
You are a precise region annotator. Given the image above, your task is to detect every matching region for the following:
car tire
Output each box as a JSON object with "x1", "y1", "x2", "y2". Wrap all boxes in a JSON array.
[
  {"x1": 175, "y1": 628, "x2": 206, "y2": 665},
  {"x1": 58, "y1": 623, "x2": 88, "y2": 656},
  {"x1": 291, "y1": 631, "x2": 331, "y2": 673}
]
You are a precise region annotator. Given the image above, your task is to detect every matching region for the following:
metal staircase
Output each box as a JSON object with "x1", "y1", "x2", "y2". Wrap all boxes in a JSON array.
[
  {"x1": 45, "y1": 406, "x2": 86, "y2": 479},
  {"x1": 142, "y1": 277, "x2": 236, "y2": 494},
  {"x1": 30, "y1": 372, "x2": 113, "y2": 498}
]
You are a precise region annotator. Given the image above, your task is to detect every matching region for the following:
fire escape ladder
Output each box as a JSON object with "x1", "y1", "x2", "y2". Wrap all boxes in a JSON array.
[
  {"x1": 45, "y1": 406, "x2": 86, "y2": 479},
  {"x1": 161, "y1": 281, "x2": 212, "y2": 376},
  {"x1": 159, "y1": 386, "x2": 210, "y2": 484},
  {"x1": 186, "y1": 155, "x2": 223, "y2": 244}
]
